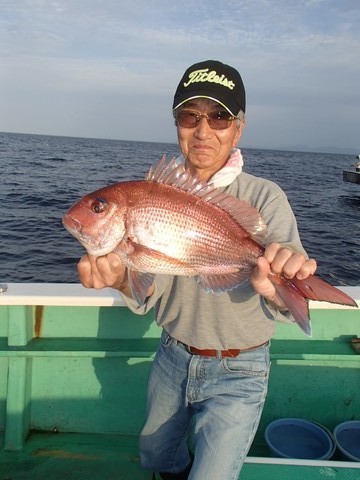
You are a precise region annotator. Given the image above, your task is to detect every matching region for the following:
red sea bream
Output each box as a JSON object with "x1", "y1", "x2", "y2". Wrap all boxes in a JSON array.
[{"x1": 62, "y1": 157, "x2": 357, "y2": 336}]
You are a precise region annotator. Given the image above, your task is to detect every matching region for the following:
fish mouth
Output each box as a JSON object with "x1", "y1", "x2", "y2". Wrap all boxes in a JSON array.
[
  {"x1": 62, "y1": 214, "x2": 96, "y2": 248},
  {"x1": 62, "y1": 214, "x2": 82, "y2": 233},
  {"x1": 62, "y1": 213, "x2": 116, "y2": 256}
]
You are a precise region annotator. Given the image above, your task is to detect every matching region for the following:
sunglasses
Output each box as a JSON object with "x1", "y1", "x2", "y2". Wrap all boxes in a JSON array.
[{"x1": 174, "y1": 109, "x2": 238, "y2": 130}]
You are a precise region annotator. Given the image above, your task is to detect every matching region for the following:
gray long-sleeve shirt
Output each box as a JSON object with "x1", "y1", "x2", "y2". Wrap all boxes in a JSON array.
[{"x1": 122, "y1": 170, "x2": 307, "y2": 350}]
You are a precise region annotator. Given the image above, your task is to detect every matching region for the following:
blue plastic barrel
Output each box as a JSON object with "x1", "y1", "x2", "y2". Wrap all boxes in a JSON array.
[
  {"x1": 265, "y1": 418, "x2": 334, "y2": 460},
  {"x1": 334, "y1": 421, "x2": 360, "y2": 462}
]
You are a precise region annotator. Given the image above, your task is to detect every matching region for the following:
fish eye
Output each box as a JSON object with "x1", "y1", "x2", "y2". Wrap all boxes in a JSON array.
[{"x1": 91, "y1": 197, "x2": 107, "y2": 214}]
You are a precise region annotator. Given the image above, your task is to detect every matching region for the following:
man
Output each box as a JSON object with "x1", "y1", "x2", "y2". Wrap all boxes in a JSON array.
[{"x1": 78, "y1": 60, "x2": 316, "y2": 479}]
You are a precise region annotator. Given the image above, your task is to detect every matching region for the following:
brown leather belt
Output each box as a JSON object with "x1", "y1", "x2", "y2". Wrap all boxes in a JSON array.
[{"x1": 186, "y1": 341, "x2": 268, "y2": 358}]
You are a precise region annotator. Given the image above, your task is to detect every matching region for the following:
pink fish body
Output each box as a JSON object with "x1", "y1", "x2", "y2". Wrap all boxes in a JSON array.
[{"x1": 63, "y1": 157, "x2": 357, "y2": 336}]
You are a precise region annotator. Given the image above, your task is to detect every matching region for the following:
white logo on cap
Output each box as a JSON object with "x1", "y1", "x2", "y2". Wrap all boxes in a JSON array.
[{"x1": 184, "y1": 68, "x2": 235, "y2": 90}]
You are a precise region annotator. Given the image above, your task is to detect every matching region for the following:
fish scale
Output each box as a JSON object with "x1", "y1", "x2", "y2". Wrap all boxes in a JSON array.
[{"x1": 126, "y1": 182, "x2": 258, "y2": 266}]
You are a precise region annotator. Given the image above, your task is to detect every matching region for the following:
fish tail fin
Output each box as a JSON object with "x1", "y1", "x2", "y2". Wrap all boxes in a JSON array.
[
  {"x1": 290, "y1": 275, "x2": 358, "y2": 307},
  {"x1": 270, "y1": 276, "x2": 313, "y2": 336},
  {"x1": 270, "y1": 274, "x2": 358, "y2": 337}
]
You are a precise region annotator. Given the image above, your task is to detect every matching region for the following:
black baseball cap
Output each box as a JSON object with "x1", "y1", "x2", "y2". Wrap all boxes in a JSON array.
[{"x1": 173, "y1": 60, "x2": 246, "y2": 116}]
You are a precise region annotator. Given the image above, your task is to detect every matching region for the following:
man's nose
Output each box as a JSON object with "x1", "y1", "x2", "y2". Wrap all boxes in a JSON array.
[{"x1": 194, "y1": 116, "x2": 213, "y2": 138}]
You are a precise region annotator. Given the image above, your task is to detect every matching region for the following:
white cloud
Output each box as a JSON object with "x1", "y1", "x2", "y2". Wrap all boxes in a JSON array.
[{"x1": 0, "y1": 0, "x2": 359, "y2": 149}]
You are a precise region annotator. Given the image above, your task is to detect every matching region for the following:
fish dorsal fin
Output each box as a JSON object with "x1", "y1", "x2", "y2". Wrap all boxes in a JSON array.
[{"x1": 146, "y1": 157, "x2": 267, "y2": 243}]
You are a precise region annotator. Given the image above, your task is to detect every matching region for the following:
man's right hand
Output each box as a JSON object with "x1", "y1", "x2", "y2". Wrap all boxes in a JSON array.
[{"x1": 78, "y1": 253, "x2": 129, "y2": 291}]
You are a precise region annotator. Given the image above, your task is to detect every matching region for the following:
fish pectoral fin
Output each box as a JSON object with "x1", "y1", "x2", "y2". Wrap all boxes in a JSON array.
[
  {"x1": 128, "y1": 270, "x2": 156, "y2": 306},
  {"x1": 197, "y1": 268, "x2": 252, "y2": 293},
  {"x1": 119, "y1": 240, "x2": 195, "y2": 273}
]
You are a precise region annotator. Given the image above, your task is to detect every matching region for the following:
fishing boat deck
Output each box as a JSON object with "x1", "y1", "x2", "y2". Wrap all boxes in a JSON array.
[
  {"x1": 0, "y1": 284, "x2": 359, "y2": 479},
  {"x1": 1, "y1": 431, "x2": 360, "y2": 479}
]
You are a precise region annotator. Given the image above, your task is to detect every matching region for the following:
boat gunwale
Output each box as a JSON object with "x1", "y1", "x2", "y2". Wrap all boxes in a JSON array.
[{"x1": 0, "y1": 283, "x2": 359, "y2": 309}]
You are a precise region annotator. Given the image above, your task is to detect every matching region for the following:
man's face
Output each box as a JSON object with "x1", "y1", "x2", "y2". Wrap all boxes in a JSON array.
[{"x1": 176, "y1": 98, "x2": 244, "y2": 182}]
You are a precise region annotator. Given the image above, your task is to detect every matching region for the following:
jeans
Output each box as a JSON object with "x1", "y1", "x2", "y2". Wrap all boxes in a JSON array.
[{"x1": 140, "y1": 330, "x2": 270, "y2": 480}]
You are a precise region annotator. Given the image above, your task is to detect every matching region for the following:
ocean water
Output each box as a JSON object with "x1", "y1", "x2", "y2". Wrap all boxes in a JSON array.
[{"x1": 0, "y1": 131, "x2": 359, "y2": 285}]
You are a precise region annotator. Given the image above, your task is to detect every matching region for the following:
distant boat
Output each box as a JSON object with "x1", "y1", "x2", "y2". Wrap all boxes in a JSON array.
[{"x1": 343, "y1": 157, "x2": 360, "y2": 184}]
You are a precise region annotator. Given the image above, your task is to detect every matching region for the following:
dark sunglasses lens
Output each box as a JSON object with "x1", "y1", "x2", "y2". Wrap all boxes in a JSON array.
[
  {"x1": 177, "y1": 111, "x2": 198, "y2": 128},
  {"x1": 208, "y1": 112, "x2": 231, "y2": 129}
]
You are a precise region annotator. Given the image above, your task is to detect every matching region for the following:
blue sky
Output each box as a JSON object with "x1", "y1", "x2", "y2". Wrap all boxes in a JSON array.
[{"x1": 1, "y1": 0, "x2": 359, "y2": 151}]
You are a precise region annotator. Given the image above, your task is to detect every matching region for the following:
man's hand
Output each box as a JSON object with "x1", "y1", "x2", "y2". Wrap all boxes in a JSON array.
[
  {"x1": 250, "y1": 243, "x2": 317, "y2": 309},
  {"x1": 78, "y1": 253, "x2": 128, "y2": 291}
]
